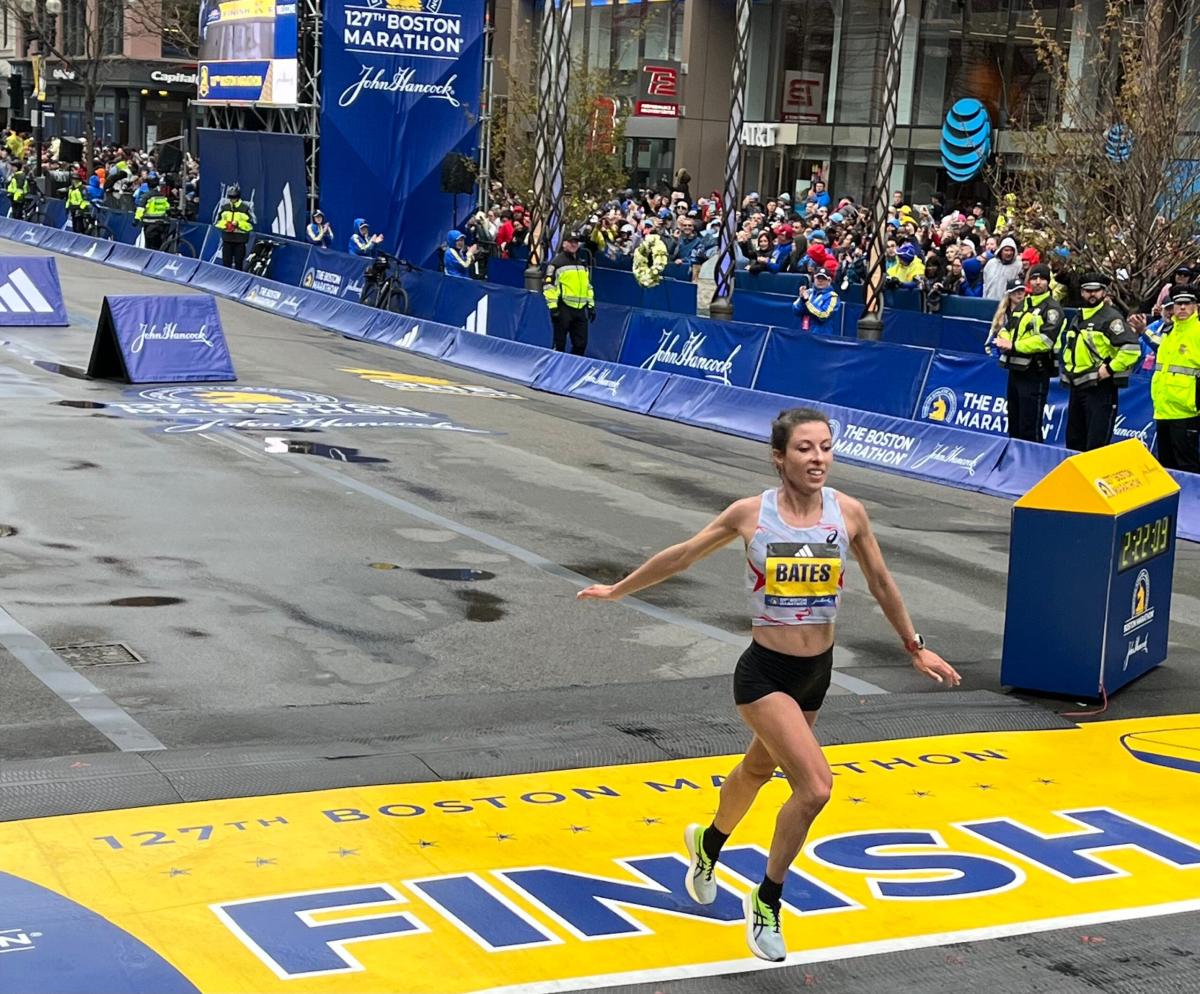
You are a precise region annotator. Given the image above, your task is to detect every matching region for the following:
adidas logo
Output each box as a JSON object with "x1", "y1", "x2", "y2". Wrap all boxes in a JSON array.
[
  {"x1": 271, "y1": 182, "x2": 295, "y2": 237},
  {"x1": 464, "y1": 295, "x2": 488, "y2": 335},
  {"x1": 0, "y1": 268, "x2": 55, "y2": 313}
]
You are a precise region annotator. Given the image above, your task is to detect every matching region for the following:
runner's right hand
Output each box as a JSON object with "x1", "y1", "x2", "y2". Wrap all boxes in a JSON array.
[{"x1": 577, "y1": 584, "x2": 621, "y2": 601}]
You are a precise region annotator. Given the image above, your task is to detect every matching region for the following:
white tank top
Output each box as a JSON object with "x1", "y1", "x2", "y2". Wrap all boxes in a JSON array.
[{"x1": 746, "y1": 487, "x2": 849, "y2": 627}]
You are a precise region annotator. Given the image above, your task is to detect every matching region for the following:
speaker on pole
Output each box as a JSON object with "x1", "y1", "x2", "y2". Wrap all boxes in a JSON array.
[
  {"x1": 58, "y1": 137, "x2": 84, "y2": 163},
  {"x1": 157, "y1": 144, "x2": 183, "y2": 174},
  {"x1": 440, "y1": 153, "x2": 476, "y2": 195}
]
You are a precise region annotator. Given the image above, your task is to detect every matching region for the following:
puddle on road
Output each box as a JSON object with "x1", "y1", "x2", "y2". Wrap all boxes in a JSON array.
[
  {"x1": 35, "y1": 361, "x2": 89, "y2": 379},
  {"x1": 106, "y1": 596, "x2": 185, "y2": 608},
  {"x1": 454, "y1": 589, "x2": 506, "y2": 622},
  {"x1": 414, "y1": 568, "x2": 496, "y2": 582},
  {"x1": 54, "y1": 400, "x2": 108, "y2": 409}
]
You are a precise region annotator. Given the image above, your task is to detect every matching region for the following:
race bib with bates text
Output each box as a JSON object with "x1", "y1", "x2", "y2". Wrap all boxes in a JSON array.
[{"x1": 763, "y1": 542, "x2": 842, "y2": 607}]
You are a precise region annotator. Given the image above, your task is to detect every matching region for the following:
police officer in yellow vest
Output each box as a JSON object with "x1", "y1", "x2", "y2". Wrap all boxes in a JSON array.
[
  {"x1": 6, "y1": 167, "x2": 29, "y2": 220},
  {"x1": 1057, "y1": 271, "x2": 1140, "y2": 451},
  {"x1": 1150, "y1": 286, "x2": 1200, "y2": 472},
  {"x1": 214, "y1": 184, "x2": 254, "y2": 270},
  {"x1": 134, "y1": 176, "x2": 172, "y2": 251},
  {"x1": 65, "y1": 175, "x2": 90, "y2": 233},
  {"x1": 995, "y1": 269, "x2": 1061, "y2": 442},
  {"x1": 543, "y1": 231, "x2": 595, "y2": 355}
]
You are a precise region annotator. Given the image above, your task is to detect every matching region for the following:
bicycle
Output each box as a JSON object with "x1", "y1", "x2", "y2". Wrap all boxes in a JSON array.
[
  {"x1": 246, "y1": 238, "x2": 278, "y2": 278},
  {"x1": 69, "y1": 204, "x2": 114, "y2": 240},
  {"x1": 150, "y1": 209, "x2": 196, "y2": 258},
  {"x1": 21, "y1": 188, "x2": 49, "y2": 226},
  {"x1": 360, "y1": 252, "x2": 414, "y2": 315}
]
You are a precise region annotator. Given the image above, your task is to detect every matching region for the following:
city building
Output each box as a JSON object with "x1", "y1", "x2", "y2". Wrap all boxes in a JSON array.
[
  {"x1": 494, "y1": 0, "x2": 1195, "y2": 206},
  {"x1": 2, "y1": 0, "x2": 196, "y2": 150}
]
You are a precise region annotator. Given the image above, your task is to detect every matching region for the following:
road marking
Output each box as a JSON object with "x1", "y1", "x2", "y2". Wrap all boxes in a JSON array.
[{"x1": 0, "y1": 605, "x2": 165, "y2": 751}]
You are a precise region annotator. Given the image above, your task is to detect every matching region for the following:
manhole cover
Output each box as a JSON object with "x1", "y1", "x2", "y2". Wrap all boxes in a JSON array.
[{"x1": 53, "y1": 642, "x2": 144, "y2": 667}]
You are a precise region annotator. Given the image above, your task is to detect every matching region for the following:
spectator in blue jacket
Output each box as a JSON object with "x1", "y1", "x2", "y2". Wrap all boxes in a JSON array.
[
  {"x1": 86, "y1": 173, "x2": 104, "y2": 203},
  {"x1": 306, "y1": 209, "x2": 334, "y2": 248},
  {"x1": 443, "y1": 229, "x2": 474, "y2": 277},
  {"x1": 768, "y1": 224, "x2": 795, "y2": 272},
  {"x1": 670, "y1": 215, "x2": 703, "y2": 273},
  {"x1": 349, "y1": 218, "x2": 383, "y2": 256},
  {"x1": 960, "y1": 256, "x2": 986, "y2": 297},
  {"x1": 793, "y1": 269, "x2": 840, "y2": 332}
]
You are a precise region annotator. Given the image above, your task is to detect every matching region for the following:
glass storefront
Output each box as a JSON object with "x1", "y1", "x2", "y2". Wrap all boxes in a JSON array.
[{"x1": 568, "y1": 0, "x2": 686, "y2": 98}]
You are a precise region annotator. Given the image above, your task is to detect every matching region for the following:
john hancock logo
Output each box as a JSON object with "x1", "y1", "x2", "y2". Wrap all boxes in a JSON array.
[
  {"x1": 1123, "y1": 568, "x2": 1154, "y2": 636},
  {"x1": 130, "y1": 321, "x2": 215, "y2": 354}
]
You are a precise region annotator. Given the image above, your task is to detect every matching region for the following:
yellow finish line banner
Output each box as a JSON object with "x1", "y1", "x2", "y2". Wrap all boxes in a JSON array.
[{"x1": 2, "y1": 717, "x2": 1199, "y2": 993}]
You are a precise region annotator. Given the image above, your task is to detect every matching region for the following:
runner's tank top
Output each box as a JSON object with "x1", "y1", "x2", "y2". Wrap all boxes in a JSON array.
[{"x1": 746, "y1": 487, "x2": 849, "y2": 626}]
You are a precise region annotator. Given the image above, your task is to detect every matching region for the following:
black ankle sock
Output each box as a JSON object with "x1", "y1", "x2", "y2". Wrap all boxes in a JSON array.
[
  {"x1": 758, "y1": 874, "x2": 783, "y2": 906},
  {"x1": 701, "y1": 824, "x2": 729, "y2": 862}
]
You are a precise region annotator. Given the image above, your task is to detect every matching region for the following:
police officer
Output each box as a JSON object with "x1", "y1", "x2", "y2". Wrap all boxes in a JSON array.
[
  {"x1": 1150, "y1": 287, "x2": 1200, "y2": 471},
  {"x1": 6, "y1": 166, "x2": 29, "y2": 220},
  {"x1": 214, "y1": 184, "x2": 254, "y2": 270},
  {"x1": 134, "y1": 176, "x2": 172, "y2": 251},
  {"x1": 65, "y1": 174, "x2": 90, "y2": 233},
  {"x1": 1057, "y1": 272, "x2": 1140, "y2": 451},
  {"x1": 997, "y1": 264, "x2": 1063, "y2": 442},
  {"x1": 543, "y1": 231, "x2": 595, "y2": 355}
]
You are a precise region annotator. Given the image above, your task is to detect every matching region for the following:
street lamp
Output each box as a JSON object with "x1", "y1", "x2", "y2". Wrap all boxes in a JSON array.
[{"x1": 20, "y1": 0, "x2": 63, "y2": 179}]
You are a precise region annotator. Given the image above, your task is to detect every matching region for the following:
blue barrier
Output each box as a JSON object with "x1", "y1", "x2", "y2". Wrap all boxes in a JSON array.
[
  {"x1": 0, "y1": 256, "x2": 68, "y2": 325},
  {"x1": 87, "y1": 294, "x2": 236, "y2": 384},
  {"x1": 63, "y1": 235, "x2": 114, "y2": 263},
  {"x1": 265, "y1": 240, "x2": 313, "y2": 288},
  {"x1": 884, "y1": 287, "x2": 923, "y2": 312},
  {"x1": 428, "y1": 275, "x2": 526, "y2": 341},
  {"x1": 105, "y1": 242, "x2": 152, "y2": 272},
  {"x1": 179, "y1": 221, "x2": 210, "y2": 258},
  {"x1": 143, "y1": 251, "x2": 201, "y2": 284},
  {"x1": 591, "y1": 268, "x2": 696, "y2": 315},
  {"x1": 586, "y1": 304, "x2": 631, "y2": 362},
  {"x1": 105, "y1": 211, "x2": 137, "y2": 246},
  {"x1": 43, "y1": 200, "x2": 68, "y2": 229},
  {"x1": 365, "y1": 311, "x2": 457, "y2": 357},
  {"x1": 940, "y1": 296, "x2": 998, "y2": 322},
  {"x1": 1171, "y1": 469, "x2": 1200, "y2": 546},
  {"x1": 735, "y1": 271, "x2": 809, "y2": 296},
  {"x1": 979, "y1": 438, "x2": 1069, "y2": 500},
  {"x1": 618, "y1": 312, "x2": 768, "y2": 389},
  {"x1": 39, "y1": 228, "x2": 80, "y2": 253},
  {"x1": 754, "y1": 330, "x2": 932, "y2": 419},
  {"x1": 188, "y1": 261, "x2": 253, "y2": 299},
  {"x1": 648, "y1": 375, "x2": 784, "y2": 441},
  {"x1": 440, "y1": 331, "x2": 556, "y2": 386},
  {"x1": 300, "y1": 250, "x2": 368, "y2": 300},
  {"x1": 882, "y1": 309, "x2": 945, "y2": 348},
  {"x1": 287, "y1": 285, "x2": 374, "y2": 337},
  {"x1": 532, "y1": 351, "x2": 671, "y2": 414},
  {"x1": 243, "y1": 277, "x2": 308, "y2": 317},
  {"x1": 12, "y1": 222, "x2": 49, "y2": 248},
  {"x1": 734, "y1": 290, "x2": 799, "y2": 330},
  {"x1": 484, "y1": 257, "x2": 527, "y2": 288},
  {"x1": 914, "y1": 350, "x2": 1158, "y2": 451},
  {"x1": 938, "y1": 315, "x2": 993, "y2": 353}
]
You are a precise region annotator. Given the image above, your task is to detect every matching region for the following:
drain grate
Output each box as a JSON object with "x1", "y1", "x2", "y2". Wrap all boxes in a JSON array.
[{"x1": 53, "y1": 641, "x2": 144, "y2": 667}]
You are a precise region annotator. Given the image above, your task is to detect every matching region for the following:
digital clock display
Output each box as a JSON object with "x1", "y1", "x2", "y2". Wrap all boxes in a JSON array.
[{"x1": 1118, "y1": 515, "x2": 1173, "y2": 572}]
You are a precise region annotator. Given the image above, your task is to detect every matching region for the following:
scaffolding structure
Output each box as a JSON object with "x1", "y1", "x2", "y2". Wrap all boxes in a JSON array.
[{"x1": 197, "y1": 0, "x2": 322, "y2": 214}]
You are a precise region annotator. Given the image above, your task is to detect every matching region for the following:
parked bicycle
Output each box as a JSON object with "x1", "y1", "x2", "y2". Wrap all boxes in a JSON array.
[
  {"x1": 155, "y1": 209, "x2": 196, "y2": 258},
  {"x1": 70, "y1": 203, "x2": 114, "y2": 240},
  {"x1": 360, "y1": 252, "x2": 414, "y2": 315},
  {"x1": 22, "y1": 187, "x2": 49, "y2": 226},
  {"x1": 247, "y1": 238, "x2": 279, "y2": 278}
]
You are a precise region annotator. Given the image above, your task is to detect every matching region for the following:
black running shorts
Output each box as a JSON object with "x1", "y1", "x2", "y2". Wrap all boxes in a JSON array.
[{"x1": 733, "y1": 641, "x2": 834, "y2": 712}]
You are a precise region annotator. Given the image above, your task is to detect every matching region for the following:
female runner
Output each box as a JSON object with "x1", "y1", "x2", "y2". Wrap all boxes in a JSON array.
[{"x1": 578, "y1": 407, "x2": 961, "y2": 962}]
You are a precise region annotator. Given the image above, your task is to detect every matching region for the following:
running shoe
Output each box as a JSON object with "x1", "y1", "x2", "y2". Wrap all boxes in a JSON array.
[
  {"x1": 683, "y1": 823, "x2": 717, "y2": 905},
  {"x1": 744, "y1": 884, "x2": 786, "y2": 962}
]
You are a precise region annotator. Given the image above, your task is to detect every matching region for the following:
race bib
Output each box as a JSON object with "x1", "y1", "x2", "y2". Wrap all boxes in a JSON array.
[{"x1": 764, "y1": 542, "x2": 842, "y2": 607}]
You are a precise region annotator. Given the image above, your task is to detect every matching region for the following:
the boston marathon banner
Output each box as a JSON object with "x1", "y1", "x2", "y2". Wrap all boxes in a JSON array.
[{"x1": 319, "y1": 0, "x2": 484, "y2": 267}]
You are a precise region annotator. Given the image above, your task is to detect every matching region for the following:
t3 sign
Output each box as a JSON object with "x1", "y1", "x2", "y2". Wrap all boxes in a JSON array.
[{"x1": 636, "y1": 60, "x2": 682, "y2": 118}]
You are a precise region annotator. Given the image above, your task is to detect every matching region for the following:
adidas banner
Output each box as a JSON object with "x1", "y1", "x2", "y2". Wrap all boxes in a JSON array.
[
  {"x1": 86, "y1": 294, "x2": 236, "y2": 384},
  {"x1": 0, "y1": 256, "x2": 68, "y2": 326},
  {"x1": 197, "y1": 130, "x2": 307, "y2": 239},
  {"x1": 318, "y1": 0, "x2": 485, "y2": 267}
]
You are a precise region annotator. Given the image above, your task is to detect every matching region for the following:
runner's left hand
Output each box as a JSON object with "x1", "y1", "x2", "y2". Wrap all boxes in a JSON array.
[
  {"x1": 911, "y1": 649, "x2": 961, "y2": 686},
  {"x1": 577, "y1": 584, "x2": 621, "y2": 601}
]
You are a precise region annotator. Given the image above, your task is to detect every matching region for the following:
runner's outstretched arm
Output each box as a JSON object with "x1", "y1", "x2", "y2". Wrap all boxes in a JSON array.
[
  {"x1": 842, "y1": 496, "x2": 962, "y2": 686},
  {"x1": 577, "y1": 500, "x2": 750, "y2": 601}
]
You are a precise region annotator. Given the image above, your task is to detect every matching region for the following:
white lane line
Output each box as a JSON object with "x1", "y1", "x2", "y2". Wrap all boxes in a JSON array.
[
  {"x1": 0, "y1": 605, "x2": 165, "y2": 752},
  {"x1": 208, "y1": 431, "x2": 889, "y2": 696}
]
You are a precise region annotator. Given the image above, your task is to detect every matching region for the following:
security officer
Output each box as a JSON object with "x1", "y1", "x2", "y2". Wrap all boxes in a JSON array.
[
  {"x1": 1057, "y1": 271, "x2": 1140, "y2": 451},
  {"x1": 214, "y1": 184, "x2": 254, "y2": 270},
  {"x1": 6, "y1": 167, "x2": 29, "y2": 220},
  {"x1": 1150, "y1": 287, "x2": 1200, "y2": 471},
  {"x1": 134, "y1": 176, "x2": 172, "y2": 251},
  {"x1": 996, "y1": 263, "x2": 1064, "y2": 442},
  {"x1": 65, "y1": 174, "x2": 90, "y2": 233},
  {"x1": 543, "y1": 231, "x2": 595, "y2": 355}
]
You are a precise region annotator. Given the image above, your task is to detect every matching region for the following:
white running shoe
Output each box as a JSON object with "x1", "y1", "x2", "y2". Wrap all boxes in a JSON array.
[
  {"x1": 744, "y1": 884, "x2": 787, "y2": 962},
  {"x1": 683, "y1": 823, "x2": 717, "y2": 905}
]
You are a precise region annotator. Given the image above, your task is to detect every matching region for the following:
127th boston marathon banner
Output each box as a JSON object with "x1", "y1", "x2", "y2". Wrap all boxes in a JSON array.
[{"x1": 319, "y1": 0, "x2": 484, "y2": 267}]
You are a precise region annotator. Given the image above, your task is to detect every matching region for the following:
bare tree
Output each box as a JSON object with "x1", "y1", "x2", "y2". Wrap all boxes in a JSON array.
[
  {"x1": 491, "y1": 54, "x2": 630, "y2": 232},
  {"x1": 125, "y1": 0, "x2": 199, "y2": 58},
  {"x1": 991, "y1": 0, "x2": 1200, "y2": 310}
]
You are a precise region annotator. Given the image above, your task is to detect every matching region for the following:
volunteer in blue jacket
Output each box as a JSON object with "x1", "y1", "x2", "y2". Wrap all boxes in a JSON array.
[
  {"x1": 793, "y1": 269, "x2": 840, "y2": 333},
  {"x1": 306, "y1": 209, "x2": 334, "y2": 248},
  {"x1": 348, "y1": 218, "x2": 383, "y2": 256},
  {"x1": 444, "y1": 230, "x2": 474, "y2": 277}
]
